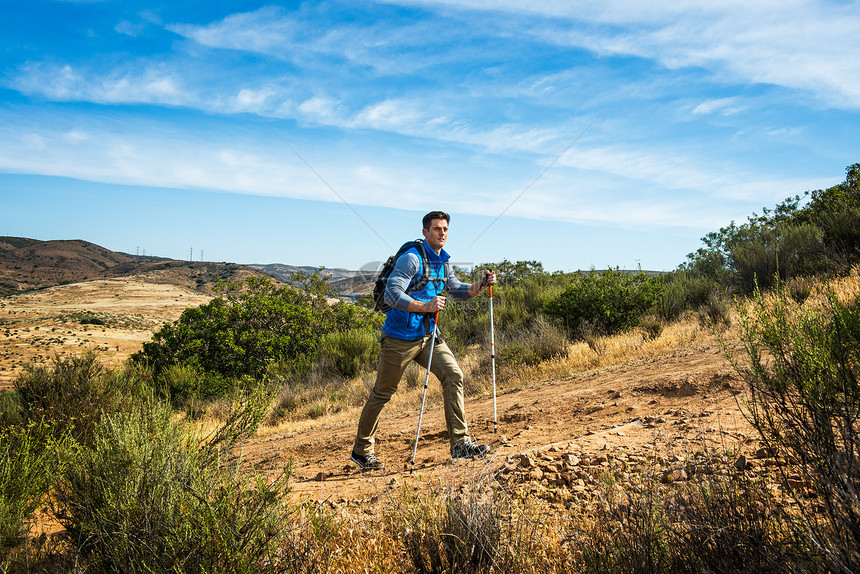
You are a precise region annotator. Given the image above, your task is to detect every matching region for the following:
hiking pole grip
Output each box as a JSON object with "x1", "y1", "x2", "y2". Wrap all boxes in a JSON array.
[{"x1": 410, "y1": 311, "x2": 439, "y2": 473}]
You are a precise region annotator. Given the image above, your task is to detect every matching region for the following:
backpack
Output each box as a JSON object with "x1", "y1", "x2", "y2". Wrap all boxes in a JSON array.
[{"x1": 372, "y1": 240, "x2": 438, "y2": 312}]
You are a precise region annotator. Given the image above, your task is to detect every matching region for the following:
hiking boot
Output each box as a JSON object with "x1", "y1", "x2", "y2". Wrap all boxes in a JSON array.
[
  {"x1": 351, "y1": 451, "x2": 384, "y2": 470},
  {"x1": 450, "y1": 440, "x2": 489, "y2": 459}
]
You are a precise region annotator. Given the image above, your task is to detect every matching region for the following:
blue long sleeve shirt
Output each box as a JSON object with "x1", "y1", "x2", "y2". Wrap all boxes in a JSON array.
[{"x1": 382, "y1": 239, "x2": 471, "y2": 340}]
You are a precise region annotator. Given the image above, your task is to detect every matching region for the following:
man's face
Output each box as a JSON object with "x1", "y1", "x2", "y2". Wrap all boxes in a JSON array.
[{"x1": 422, "y1": 218, "x2": 448, "y2": 252}]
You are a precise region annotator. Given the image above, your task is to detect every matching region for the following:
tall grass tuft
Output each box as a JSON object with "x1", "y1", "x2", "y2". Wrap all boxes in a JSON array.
[
  {"x1": 730, "y1": 280, "x2": 860, "y2": 572},
  {"x1": 571, "y1": 471, "x2": 809, "y2": 573},
  {"x1": 55, "y1": 398, "x2": 295, "y2": 573},
  {"x1": 1, "y1": 421, "x2": 70, "y2": 563},
  {"x1": 497, "y1": 315, "x2": 568, "y2": 368},
  {"x1": 316, "y1": 327, "x2": 380, "y2": 379},
  {"x1": 13, "y1": 351, "x2": 152, "y2": 444},
  {"x1": 392, "y1": 471, "x2": 559, "y2": 573}
]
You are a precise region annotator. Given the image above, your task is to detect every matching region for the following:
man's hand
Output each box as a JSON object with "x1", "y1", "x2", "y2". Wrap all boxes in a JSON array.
[
  {"x1": 481, "y1": 269, "x2": 497, "y2": 287},
  {"x1": 407, "y1": 295, "x2": 446, "y2": 313},
  {"x1": 469, "y1": 269, "x2": 497, "y2": 297}
]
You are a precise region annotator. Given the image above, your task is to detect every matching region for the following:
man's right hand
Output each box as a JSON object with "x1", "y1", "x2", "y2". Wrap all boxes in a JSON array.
[{"x1": 408, "y1": 295, "x2": 446, "y2": 313}]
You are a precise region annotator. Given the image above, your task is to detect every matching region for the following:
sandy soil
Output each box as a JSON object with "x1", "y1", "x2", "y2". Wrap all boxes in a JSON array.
[{"x1": 0, "y1": 277, "x2": 760, "y2": 510}]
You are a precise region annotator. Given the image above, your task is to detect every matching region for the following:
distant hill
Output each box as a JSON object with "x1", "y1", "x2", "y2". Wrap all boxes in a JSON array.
[
  {"x1": 249, "y1": 263, "x2": 374, "y2": 298},
  {"x1": 0, "y1": 237, "x2": 373, "y2": 298},
  {"x1": 0, "y1": 237, "x2": 266, "y2": 297}
]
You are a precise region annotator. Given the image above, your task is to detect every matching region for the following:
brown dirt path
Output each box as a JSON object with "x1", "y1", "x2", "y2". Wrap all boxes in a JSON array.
[{"x1": 243, "y1": 338, "x2": 753, "y2": 505}]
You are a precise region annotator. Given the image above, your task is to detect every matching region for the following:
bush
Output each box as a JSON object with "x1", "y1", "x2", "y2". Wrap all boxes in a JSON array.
[
  {"x1": 571, "y1": 472, "x2": 807, "y2": 573},
  {"x1": 393, "y1": 474, "x2": 555, "y2": 573},
  {"x1": 132, "y1": 275, "x2": 382, "y2": 382},
  {"x1": 659, "y1": 271, "x2": 722, "y2": 321},
  {"x1": 543, "y1": 268, "x2": 664, "y2": 338},
  {"x1": 56, "y1": 398, "x2": 295, "y2": 573},
  {"x1": 498, "y1": 316, "x2": 568, "y2": 367},
  {"x1": 730, "y1": 281, "x2": 860, "y2": 572},
  {"x1": 13, "y1": 351, "x2": 151, "y2": 445},
  {"x1": 316, "y1": 327, "x2": 380, "y2": 379},
  {"x1": 0, "y1": 391, "x2": 24, "y2": 428},
  {"x1": 156, "y1": 362, "x2": 233, "y2": 406},
  {"x1": 1, "y1": 421, "x2": 69, "y2": 561},
  {"x1": 730, "y1": 222, "x2": 825, "y2": 294}
]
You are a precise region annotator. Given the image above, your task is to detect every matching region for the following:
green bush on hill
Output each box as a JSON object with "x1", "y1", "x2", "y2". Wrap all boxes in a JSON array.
[
  {"x1": 543, "y1": 267, "x2": 664, "y2": 338},
  {"x1": 1, "y1": 421, "x2": 70, "y2": 560},
  {"x1": 683, "y1": 163, "x2": 860, "y2": 295},
  {"x1": 13, "y1": 352, "x2": 151, "y2": 445},
  {"x1": 131, "y1": 273, "x2": 382, "y2": 391}
]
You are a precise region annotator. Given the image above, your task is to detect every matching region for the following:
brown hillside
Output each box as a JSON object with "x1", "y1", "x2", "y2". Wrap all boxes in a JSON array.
[
  {"x1": 0, "y1": 238, "x2": 132, "y2": 292},
  {"x1": 0, "y1": 237, "x2": 269, "y2": 296}
]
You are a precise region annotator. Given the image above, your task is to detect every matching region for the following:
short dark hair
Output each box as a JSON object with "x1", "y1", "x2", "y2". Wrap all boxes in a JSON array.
[{"x1": 422, "y1": 211, "x2": 450, "y2": 229}]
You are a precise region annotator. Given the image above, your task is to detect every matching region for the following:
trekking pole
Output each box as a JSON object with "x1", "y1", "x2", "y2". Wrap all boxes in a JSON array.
[
  {"x1": 411, "y1": 311, "x2": 439, "y2": 474},
  {"x1": 489, "y1": 281, "x2": 498, "y2": 433}
]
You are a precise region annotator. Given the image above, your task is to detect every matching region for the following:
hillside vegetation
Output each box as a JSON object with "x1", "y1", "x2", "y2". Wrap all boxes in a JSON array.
[{"x1": 1, "y1": 163, "x2": 859, "y2": 572}]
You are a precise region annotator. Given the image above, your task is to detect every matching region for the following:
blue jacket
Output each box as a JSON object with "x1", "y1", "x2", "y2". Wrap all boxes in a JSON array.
[{"x1": 382, "y1": 239, "x2": 471, "y2": 340}]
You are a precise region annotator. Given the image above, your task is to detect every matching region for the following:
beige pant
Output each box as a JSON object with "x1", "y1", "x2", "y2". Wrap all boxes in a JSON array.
[{"x1": 353, "y1": 333, "x2": 470, "y2": 455}]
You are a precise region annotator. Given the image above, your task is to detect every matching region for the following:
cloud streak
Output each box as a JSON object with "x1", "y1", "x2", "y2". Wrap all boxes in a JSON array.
[{"x1": 387, "y1": 0, "x2": 860, "y2": 109}]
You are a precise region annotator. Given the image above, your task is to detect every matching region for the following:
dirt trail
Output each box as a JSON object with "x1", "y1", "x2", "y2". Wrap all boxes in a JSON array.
[
  {"x1": 244, "y1": 340, "x2": 752, "y2": 504},
  {"x1": 1, "y1": 278, "x2": 757, "y2": 507}
]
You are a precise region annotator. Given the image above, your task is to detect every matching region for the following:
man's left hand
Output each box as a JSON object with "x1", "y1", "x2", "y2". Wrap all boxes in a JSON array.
[{"x1": 482, "y1": 269, "x2": 497, "y2": 287}]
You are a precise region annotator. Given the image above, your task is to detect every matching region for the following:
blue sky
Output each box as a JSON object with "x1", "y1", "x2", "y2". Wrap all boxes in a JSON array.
[{"x1": 1, "y1": 0, "x2": 859, "y2": 272}]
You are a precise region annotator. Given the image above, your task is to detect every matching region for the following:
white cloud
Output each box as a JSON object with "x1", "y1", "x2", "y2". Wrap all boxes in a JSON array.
[
  {"x1": 691, "y1": 97, "x2": 744, "y2": 116},
  {"x1": 351, "y1": 99, "x2": 423, "y2": 130},
  {"x1": 12, "y1": 62, "x2": 187, "y2": 106},
  {"x1": 169, "y1": 6, "x2": 296, "y2": 55},
  {"x1": 115, "y1": 20, "x2": 146, "y2": 37},
  {"x1": 382, "y1": 0, "x2": 860, "y2": 109},
  {"x1": 297, "y1": 96, "x2": 345, "y2": 124}
]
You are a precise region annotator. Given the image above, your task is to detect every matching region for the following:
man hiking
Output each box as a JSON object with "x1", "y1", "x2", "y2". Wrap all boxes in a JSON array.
[{"x1": 351, "y1": 210, "x2": 496, "y2": 470}]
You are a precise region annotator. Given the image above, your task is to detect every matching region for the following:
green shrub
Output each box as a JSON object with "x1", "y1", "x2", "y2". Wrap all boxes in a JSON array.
[
  {"x1": 498, "y1": 316, "x2": 568, "y2": 366},
  {"x1": 571, "y1": 472, "x2": 806, "y2": 573},
  {"x1": 132, "y1": 275, "x2": 382, "y2": 382},
  {"x1": 13, "y1": 351, "x2": 151, "y2": 445},
  {"x1": 316, "y1": 327, "x2": 380, "y2": 379},
  {"x1": 729, "y1": 282, "x2": 860, "y2": 572},
  {"x1": 659, "y1": 271, "x2": 721, "y2": 321},
  {"x1": 0, "y1": 391, "x2": 24, "y2": 428},
  {"x1": 696, "y1": 290, "x2": 732, "y2": 328},
  {"x1": 156, "y1": 362, "x2": 233, "y2": 405},
  {"x1": 543, "y1": 268, "x2": 664, "y2": 338},
  {"x1": 729, "y1": 222, "x2": 825, "y2": 294},
  {"x1": 1, "y1": 421, "x2": 70, "y2": 560},
  {"x1": 56, "y1": 398, "x2": 295, "y2": 573}
]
